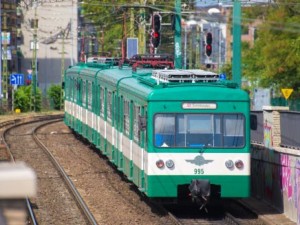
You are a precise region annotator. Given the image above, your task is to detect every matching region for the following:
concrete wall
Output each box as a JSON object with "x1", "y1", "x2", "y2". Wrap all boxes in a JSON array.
[{"x1": 251, "y1": 106, "x2": 300, "y2": 224}]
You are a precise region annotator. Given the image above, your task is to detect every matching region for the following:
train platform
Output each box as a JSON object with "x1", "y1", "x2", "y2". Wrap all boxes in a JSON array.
[{"x1": 239, "y1": 197, "x2": 296, "y2": 225}]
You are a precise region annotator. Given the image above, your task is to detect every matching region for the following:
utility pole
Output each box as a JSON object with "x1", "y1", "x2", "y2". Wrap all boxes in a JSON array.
[
  {"x1": 138, "y1": 1, "x2": 146, "y2": 54},
  {"x1": 174, "y1": 0, "x2": 182, "y2": 69},
  {"x1": 0, "y1": 0, "x2": 2, "y2": 103},
  {"x1": 121, "y1": 11, "x2": 127, "y2": 62},
  {"x1": 195, "y1": 25, "x2": 200, "y2": 68},
  {"x1": 60, "y1": 29, "x2": 65, "y2": 110},
  {"x1": 31, "y1": 0, "x2": 38, "y2": 111},
  {"x1": 2, "y1": 13, "x2": 8, "y2": 106},
  {"x1": 232, "y1": 0, "x2": 242, "y2": 87}
]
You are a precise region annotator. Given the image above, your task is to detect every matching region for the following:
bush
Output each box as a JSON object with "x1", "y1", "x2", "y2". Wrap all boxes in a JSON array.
[
  {"x1": 47, "y1": 84, "x2": 63, "y2": 110},
  {"x1": 14, "y1": 86, "x2": 42, "y2": 112}
]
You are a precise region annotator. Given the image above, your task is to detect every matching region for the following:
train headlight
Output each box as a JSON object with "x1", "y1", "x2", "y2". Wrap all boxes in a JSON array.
[
  {"x1": 235, "y1": 160, "x2": 244, "y2": 169},
  {"x1": 165, "y1": 159, "x2": 174, "y2": 169},
  {"x1": 225, "y1": 160, "x2": 234, "y2": 169},
  {"x1": 156, "y1": 159, "x2": 165, "y2": 169}
]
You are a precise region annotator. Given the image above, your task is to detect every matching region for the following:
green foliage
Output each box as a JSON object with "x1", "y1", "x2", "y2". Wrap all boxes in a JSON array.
[
  {"x1": 242, "y1": 0, "x2": 300, "y2": 97},
  {"x1": 80, "y1": 0, "x2": 176, "y2": 56},
  {"x1": 47, "y1": 85, "x2": 63, "y2": 110},
  {"x1": 32, "y1": 88, "x2": 42, "y2": 112},
  {"x1": 220, "y1": 63, "x2": 232, "y2": 80},
  {"x1": 14, "y1": 86, "x2": 42, "y2": 112},
  {"x1": 14, "y1": 86, "x2": 31, "y2": 112}
]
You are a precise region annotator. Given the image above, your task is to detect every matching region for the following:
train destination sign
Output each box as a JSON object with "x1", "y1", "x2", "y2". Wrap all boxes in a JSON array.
[{"x1": 182, "y1": 103, "x2": 217, "y2": 109}]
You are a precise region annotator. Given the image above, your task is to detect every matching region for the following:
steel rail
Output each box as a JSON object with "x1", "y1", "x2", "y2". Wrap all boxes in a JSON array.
[
  {"x1": 32, "y1": 119, "x2": 98, "y2": 225},
  {"x1": 0, "y1": 115, "x2": 64, "y2": 225}
]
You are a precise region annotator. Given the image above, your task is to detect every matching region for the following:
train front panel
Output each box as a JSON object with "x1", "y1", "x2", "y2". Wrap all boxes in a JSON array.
[{"x1": 143, "y1": 97, "x2": 251, "y2": 200}]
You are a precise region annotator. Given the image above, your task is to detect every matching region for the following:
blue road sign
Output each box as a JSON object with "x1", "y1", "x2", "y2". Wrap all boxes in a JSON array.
[
  {"x1": 219, "y1": 73, "x2": 226, "y2": 80},
  {"x1": 10, "y1": 73, "x2": 24, "y2": 85}
]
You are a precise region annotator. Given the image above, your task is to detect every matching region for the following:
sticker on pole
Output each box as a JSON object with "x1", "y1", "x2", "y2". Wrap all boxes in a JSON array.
[{"x1": 281, "y1": 88, "x2": 293, "y2": 100}]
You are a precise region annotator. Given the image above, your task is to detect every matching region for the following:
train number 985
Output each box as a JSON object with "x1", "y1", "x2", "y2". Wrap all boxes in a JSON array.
[{"x1": 194, "y1": 168, "x2": 204, "y2": 175}]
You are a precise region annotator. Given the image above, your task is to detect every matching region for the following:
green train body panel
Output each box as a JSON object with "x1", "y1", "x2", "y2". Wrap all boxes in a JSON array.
[
  {"x1": 145, "y1": 175, "x2": 250, "y2": 197},
  {"x1": 64, "y1": 63, "x2": 251, "y2": 200}
]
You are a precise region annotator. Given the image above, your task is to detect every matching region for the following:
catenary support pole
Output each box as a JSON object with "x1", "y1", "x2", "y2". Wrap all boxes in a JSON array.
[{"x1": 232, "y1": 0, "x2": 241, "y2": 87}]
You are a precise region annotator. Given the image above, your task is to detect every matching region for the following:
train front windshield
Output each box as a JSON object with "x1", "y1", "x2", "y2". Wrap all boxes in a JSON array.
[{"x1": 154, "y1": 114, "x2": 245, "y2": 148}]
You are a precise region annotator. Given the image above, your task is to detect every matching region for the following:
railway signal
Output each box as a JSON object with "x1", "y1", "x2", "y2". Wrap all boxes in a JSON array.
[
  {"x1": 151, "y1": 13, "x2": 161, "y2": 48},
  {"x1": 205, "y1": 32, "x2": 212, "y2": 57}
]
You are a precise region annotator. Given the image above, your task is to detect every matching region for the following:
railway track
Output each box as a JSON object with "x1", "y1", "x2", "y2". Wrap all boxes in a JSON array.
[
  {"x1": 0, "y1": 114, "x2": 64, "y2": 225},
  {"x1": 0, "y1": 114, "x2": 268, "y2": 225},
  {"x1": 2, "y1": 114, "x2": 93, "y2": 225},
  {"x1": 165, "y1": 199, "x2": 265, "y2": 225},
  {"x1": 0, "y1": 114, "x2": 175, "y2": 224}
]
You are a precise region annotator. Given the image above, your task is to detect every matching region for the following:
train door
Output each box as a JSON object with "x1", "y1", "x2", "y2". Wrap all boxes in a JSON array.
[
  {"x1": 133, "y1": 104, "x2": 148, "y2": 190},
  {"x1": 105, "y1": 89, "x2": 114, "y2": 160},
  {"x1": 81, "y1": 80, "x2": 87, "y2": 137},
  {"x1": 75, "y1": 78, "x2": 82, "y2": 133},
  {"x1": 98, "y1": 86, "x2": 106, "y2": 153},
  {"x1": 86, "y1": 80, "x2": 93, "y2": 142},
  {"x1": 94, "y1": 84, "x2": 101, "y2": 147},
  {"x1": 122, "y1": 98, "x2": 131, "y2": 178},
  {"x1": 115, "y1": 95, "x2": 124, "y2": 170}
]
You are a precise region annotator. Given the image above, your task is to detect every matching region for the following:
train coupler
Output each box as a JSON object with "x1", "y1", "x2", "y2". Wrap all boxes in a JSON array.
[{"x1": 189, "y1": 179, "x2": 210, "y2": 212}]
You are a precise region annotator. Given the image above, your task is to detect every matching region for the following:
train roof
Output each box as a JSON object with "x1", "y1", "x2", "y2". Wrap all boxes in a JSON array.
[{"x1": 66, "y1": 64, "x2": 249, "y2": 101}]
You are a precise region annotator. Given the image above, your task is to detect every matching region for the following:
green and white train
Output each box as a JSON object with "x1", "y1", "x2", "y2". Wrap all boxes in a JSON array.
[{"x1": 64, "y1": 60, "x2": 254, "y2": 207}]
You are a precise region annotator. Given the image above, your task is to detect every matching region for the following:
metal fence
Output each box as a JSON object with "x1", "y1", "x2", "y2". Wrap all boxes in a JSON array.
[{"x1": 271, "y1": 97, "x2": 300, "y2": 112}]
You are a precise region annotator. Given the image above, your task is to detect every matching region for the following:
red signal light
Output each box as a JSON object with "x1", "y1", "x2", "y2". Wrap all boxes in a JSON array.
[
  {"x1": 153, "y1": 31, "x2": 159, "y2": 38},
  {"x1": 151, "y1": 31, "x2": 161, "y2": 48},
  {"x1": 206, "y1": 44, "x2": 212, "y2": 57}
]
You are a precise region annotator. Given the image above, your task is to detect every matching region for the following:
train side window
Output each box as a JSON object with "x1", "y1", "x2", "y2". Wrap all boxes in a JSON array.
[
  {"x1": 107, "y1": 91, "x2": 112, "y2": 122},
  {"x1": 87, "y1": 81, "x2": 92, "y2": 110},
  {"x1": 76, "y1": 80, "x2": 81, "y2": 104},
  {"x1": 82, "y1": 81, "x2": 86, "y2": 107},
  {"x1": 100, "y1": 87, "x2": 104, "y2": 117},
  {"x1": 138, "y1": 116, "x2": 147, "y2": 131},
  {"x1": 123, "y1": 100, "x2": 130, "y2": 136},
  {"x1": 144, "y1": 108, "x2": 148, "y2": 149},
  {"x1": 133, "y1": 105, "x2": 141, "y2": 143}
]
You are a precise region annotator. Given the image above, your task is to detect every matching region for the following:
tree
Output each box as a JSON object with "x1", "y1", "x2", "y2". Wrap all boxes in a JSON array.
[
  {"x1": 80, "y1": 0, "x2": 175, "y2": 56},
  {"x1": 242, "y1": 1, "x2": 300, "y2": 97}
]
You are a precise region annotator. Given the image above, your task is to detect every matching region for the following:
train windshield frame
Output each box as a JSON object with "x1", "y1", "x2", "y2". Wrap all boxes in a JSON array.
[{"x1": 154, "y1": 113, "x2": 245, "y2": 148}]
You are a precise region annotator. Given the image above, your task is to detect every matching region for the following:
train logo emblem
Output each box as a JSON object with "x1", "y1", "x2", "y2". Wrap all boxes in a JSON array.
[{"x1": 186, "y1": 155, "x2": 213, "y2": 166}]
